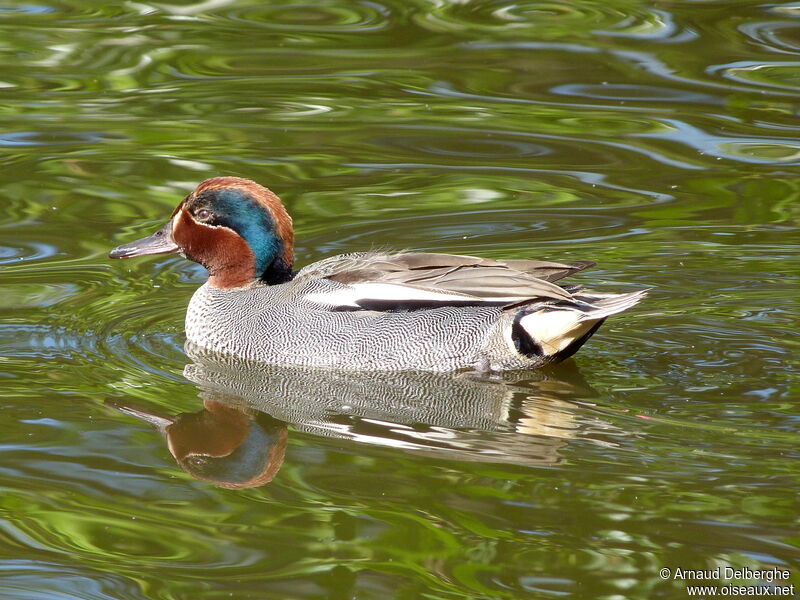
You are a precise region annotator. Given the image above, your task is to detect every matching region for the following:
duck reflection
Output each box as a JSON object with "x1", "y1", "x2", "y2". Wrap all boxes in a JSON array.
[
  {"x1": 110, "y1": 352, "x2": 618, "y2": 489},
  {"x1": 111, "y1": 399, "x2": 287, "y2": 489}
]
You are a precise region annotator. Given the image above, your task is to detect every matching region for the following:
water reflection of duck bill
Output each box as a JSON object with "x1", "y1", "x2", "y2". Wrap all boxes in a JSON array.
[{"x1": 110, "y1": 399, "x2": 287, "y2": 489}]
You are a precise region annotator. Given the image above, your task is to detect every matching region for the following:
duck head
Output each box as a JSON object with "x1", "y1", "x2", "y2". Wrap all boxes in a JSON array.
[{"x1": 109, "y1": 177, "x2": 294, "y2": 288}]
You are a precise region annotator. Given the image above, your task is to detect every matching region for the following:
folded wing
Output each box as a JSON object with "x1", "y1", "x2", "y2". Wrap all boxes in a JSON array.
[{"x1": 301, "y1": 252, "x2": 595, "y2": 310}]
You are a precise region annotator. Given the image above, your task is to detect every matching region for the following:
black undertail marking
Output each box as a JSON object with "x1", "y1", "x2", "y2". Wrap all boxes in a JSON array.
[
  {"x1": 549, "y1": 318, "x2": 606, "y2": 363},
  {"x1": 511, "y1": 311, "x2": 544, "y2": 358}
]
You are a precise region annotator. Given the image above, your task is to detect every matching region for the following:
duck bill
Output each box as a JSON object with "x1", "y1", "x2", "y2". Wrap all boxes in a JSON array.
[{"x1": 109, "y1": 220, "x2": 179, "y2": 259}]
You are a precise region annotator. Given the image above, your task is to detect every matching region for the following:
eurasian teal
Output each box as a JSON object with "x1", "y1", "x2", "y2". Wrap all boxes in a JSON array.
[{"x1": 109, "y1": 177, "x2": 646, "y2": 371}]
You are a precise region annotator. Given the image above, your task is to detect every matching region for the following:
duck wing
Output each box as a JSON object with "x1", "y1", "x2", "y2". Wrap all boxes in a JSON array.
[
  {"x1": 388, "y1": 253, "x2": 595, "y2": 283},
  {"x1": 300, "y1": 252, "x2": 592, "y2": 310}
]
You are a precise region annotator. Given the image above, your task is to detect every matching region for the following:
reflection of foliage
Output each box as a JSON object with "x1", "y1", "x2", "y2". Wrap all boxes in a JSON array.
[{"x1": 4, "y1": 430, "x2": 798, "y2": 597}]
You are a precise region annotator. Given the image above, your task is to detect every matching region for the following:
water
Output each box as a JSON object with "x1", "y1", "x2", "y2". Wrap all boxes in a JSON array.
[{"x1": 1, "y1": 0, "x2": 798, "y2": 598}]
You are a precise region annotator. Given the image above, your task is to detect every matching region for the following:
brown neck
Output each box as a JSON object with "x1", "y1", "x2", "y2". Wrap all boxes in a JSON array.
[
  {"x1": 174, "y1": 209, "x2": 258, "y2": 289},
  {"x1": 209, "y1": 263, "x2": 255, "y2": 289}
]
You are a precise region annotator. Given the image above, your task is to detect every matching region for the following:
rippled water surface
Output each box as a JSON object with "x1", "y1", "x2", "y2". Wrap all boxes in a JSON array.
[{"x1": 1, "y1": 0, "x2": 799, "y2": 598}]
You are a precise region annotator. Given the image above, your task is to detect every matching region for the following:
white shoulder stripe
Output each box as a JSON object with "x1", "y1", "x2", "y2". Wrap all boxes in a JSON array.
[{"x1": 305, "y1": 282, "x2": 480, "y2": 308}]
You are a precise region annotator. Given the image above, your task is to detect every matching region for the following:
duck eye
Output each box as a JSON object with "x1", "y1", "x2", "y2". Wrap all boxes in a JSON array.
[{"x1": 195, "y1": 209, "x2": 213, "y2": 222}]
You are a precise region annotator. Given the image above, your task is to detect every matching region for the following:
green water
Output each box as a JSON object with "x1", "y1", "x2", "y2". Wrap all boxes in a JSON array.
[{"x1": 1, "y1": 0, "x2": 799, "y2": 598}]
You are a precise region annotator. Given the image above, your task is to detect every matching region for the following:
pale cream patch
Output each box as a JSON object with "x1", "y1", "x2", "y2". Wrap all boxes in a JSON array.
[{"x1": 519, "y1": 310, "x2": 599, "y2": 355}]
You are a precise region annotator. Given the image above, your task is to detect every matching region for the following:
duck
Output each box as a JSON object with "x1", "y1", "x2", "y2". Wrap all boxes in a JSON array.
[{"x1": 109, "y1": 176, "x2": 646, "y2": 372}]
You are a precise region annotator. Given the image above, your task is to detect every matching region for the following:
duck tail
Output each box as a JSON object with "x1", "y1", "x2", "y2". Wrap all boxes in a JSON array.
[
  {"x1": 512, "y1": 289, "x2": 648, "y2": 363},
  {"x1": 572, "y1": 288, "x2": 649, "y2": 319}
]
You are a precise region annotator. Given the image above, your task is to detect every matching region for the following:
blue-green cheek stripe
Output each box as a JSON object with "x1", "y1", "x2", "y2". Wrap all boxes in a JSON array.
[{"x1": 212, "y1": 189, "x2": 283, "y2": 276}]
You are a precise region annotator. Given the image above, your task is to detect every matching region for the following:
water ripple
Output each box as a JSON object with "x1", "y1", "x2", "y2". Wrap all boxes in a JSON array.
[
  {"x1": 615, "y1": 49, "x2": 800, "y2": 98},
  {"x1": 223, "y1": 2, "x2": 392, "y2": 32},
  {"x1": 415, "y1": 0, "x2": 681, "y2": 42},
  {"x1": 0, "y1": 4, "x2": 55, "y2": 14},
  {"x1": 740, "y1": 19, "x2": 800, "y2": 54},
  {"x1": 635, "y1": 117, "x2": 800, "y2": 165},
  {"x1": 0, "y1": 561, "x2": 135, "y2": 600},
  {"x1": 710, "y1": 60, "x2": 800, "y2": 92},
  {"x1": 551, "y1": 83, "x2": 720, "y2": 104},
  {"x1": 300, "y1": 209, "x2": 640, "y2": 259},
  {"x1": 0, "y1": 241, "x2": 60, "y2": 264},
  {"x1": 0, "y1": 131, "x2": 127, "y2": 147},
  {"x1": 0, "y1": 258, "x2": 188, "y2": 386},
  {"x1": 371, "y1": 133, "x2": 551, "y2": 159}
]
